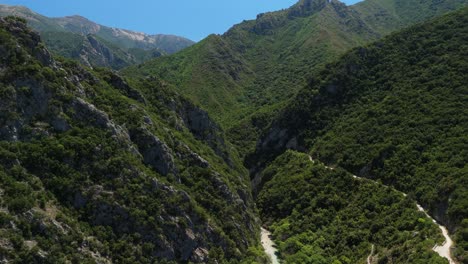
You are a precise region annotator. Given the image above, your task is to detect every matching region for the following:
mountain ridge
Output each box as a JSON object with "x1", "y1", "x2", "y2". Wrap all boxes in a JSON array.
[
  {"x1": 0, "y1": 0, "x2": 467, "y2": 263},
  {"x1": 125, "y1": 0, "x2": 466, "y2": 126},
  {"x1": 0, "y1": 4, "x2": 195, "y2": 69},
  {"x1": 123, "y1": 0, "x2": 467, "y2": 163}
]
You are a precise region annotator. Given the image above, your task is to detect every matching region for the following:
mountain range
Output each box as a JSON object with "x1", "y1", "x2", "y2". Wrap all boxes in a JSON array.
[
  {"x1": 0, "y1": 4, "x2": 195, "y2": 69},
  {"x1": 0, "y1": 0, "x2": 466, "y2": 263}
]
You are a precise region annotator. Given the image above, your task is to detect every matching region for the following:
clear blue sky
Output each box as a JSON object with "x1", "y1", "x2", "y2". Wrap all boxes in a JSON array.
[{"x1": 1, "y1": 0, "x2": 362, "y2": 41}]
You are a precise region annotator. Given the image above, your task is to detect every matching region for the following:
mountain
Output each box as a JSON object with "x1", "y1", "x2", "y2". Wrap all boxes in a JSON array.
[
  {"x1": 0, "y1": 16, "x2": 264, "y2": 263},
  {"x1": 252, "y1": 7, "x2": 468, "y2": 262},
  {"x1": 0, "y1": 4, "x2": 195, "y2": 69},
  {"x1": 49, "y1": 14, "x2": 194, "y2": 53},
  {"x1": 123, "y1": 0, "x2": 466, "y2": 121},
  {"x1": 123, "y1": 0, "x2": 467, "y2": 158}
]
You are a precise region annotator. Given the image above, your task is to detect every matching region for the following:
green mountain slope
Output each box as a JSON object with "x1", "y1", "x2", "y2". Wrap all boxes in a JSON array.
[
  {"x1": 253, "y1": 7, "x2": 468, "y2": 262},
  {"x1": 0, "y1": 5, "x2": 195, "y2": 69},
  {"x1": 123, "y1": 0, "x2": 467, "y2": 161},
  {"x1": 0, "y1": 16, "x2": 264, "y2": 263},
  {"x1": 123, "y1": 0, "x2": 466, "y2": 126}
]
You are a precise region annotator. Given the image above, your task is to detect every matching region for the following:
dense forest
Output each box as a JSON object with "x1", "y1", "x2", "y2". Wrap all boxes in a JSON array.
[
  {"x1": 253, "y1": 6, "x2": 468, "y2": 263},
  {"x1": 257, "y1": 150, "x2": 446, "y2": 263}
]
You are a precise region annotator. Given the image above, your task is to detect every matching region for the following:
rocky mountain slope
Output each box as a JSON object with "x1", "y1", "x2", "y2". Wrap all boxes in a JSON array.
[
  {"x1": 0, "y1": 4, "x2": 195, "y2": 69},
  {"x1": 0, "y1": 16, "x2": 264, "y2": 263},
  {"x1": 252, "y1": 7, "x2": 468, "y2": 263}
]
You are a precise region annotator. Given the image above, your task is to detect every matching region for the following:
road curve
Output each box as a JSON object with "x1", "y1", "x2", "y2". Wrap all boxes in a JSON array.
[
  {"x1": 308, "y1": 156, "x2": 456, "y2": 264},
  {"x1": 261, "y1": 228, "x2": 280, "y2": 264}
]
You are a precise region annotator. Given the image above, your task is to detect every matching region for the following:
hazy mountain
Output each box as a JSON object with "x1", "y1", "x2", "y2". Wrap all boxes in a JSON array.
[{"x1": 0, "y1": 4, "x2": 195, "y2": 69}]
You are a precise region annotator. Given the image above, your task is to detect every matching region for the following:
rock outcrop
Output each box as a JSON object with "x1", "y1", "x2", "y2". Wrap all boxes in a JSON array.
[{"x1": 129, "y1": 127, "x2": 177, "y2": 177}]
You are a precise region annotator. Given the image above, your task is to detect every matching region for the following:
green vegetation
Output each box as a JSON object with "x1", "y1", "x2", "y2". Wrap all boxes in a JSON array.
[
  {"x1": 254, "y1": 7, "x2": 468, "y2": 262},
  {"x1": 0, "y1": 16, "x2": 264, "y2": 263},
  {"x1": 123, "y1": 0, "x2": 466, "y2": 161},
  {"x1": 0, "y1": 0, "x2": 467, "y2": 263},
  {"x1": 257, "y1": 150, "x2": 446, "y2": 263}
]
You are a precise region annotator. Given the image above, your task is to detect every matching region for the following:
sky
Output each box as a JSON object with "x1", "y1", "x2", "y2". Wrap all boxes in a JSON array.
[{"x1": 1, "y1": 0, "x2": 362, "y2": 41}]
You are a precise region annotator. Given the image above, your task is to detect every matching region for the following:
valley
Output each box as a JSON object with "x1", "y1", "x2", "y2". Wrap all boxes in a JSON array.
[{"x1": 0, "y1": 0, "x2": 466, "y2": 263}]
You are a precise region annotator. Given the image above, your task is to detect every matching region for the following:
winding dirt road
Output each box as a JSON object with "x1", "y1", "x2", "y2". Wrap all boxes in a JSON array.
[
  {"x1": 367, "y1": 244, "x2": 375, "y2": 264},
  {"x1": 260, "y1": 156, "x2": 455, "y2": 263},
  {"x1": 308, "y1": 156, "x2": 456, "y2": 264}
]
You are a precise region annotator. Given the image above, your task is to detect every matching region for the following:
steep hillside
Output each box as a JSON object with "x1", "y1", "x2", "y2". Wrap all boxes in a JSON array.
[
  {"x1": 0, "y1": 5, "x2": 194, "y2": 69},
  {"x1": 124, "y1": 0, "x2": 466, "y2": 125},
  {"x1": 124, "y1": 0, "x2": 374, "y2": 125},
  {"x1": 353, "y1": 0, "x2": 468, "y2": 34},
  {"x1": 0, "y1": 16, "x2": 264, "y2": 263},
  {"x1": 253, "y1": 7, "x2": 468, "y2": 262},
  {"x1": 124, "y1": 0, "x2": 467, "y2": 162}
]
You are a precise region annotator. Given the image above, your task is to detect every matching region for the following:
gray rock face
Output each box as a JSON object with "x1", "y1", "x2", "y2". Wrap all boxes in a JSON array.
[
  {"x1": 288, "y1": 0, "x2": 330, "y2": 18},
  {"x1": 130, "y1": 127, "x2": 177, "y2": 176},
  {"x1": 71, "y1": 98, "x2": 130, "y2": 140},
  {"x1": 0, "y1": 73, "x2": 53, "y2": 141},
  {"x1": 259, "y1": 126, "x2": 290, "y2": 150},
  {"x1": 72, "y1": 98, "x2": 109, "y2": 128},
  {"x1": 85, "y1": 35, "x2": 129, "y2": 69},
  {"x1": 51, "y1": 116, "x2": 71, "y2": 132},
  {"x1": 104, "y1": 72, "x2": 146, "y2": 104},
  {"x1": 191, "y1": 247, "x2": 209, "y2": 263},
  {"x1": 33, "y1": 45, "x2": 54, "y2": 67},
  {"x1": 178, "y1": 102, "x2": 232, "y2": 166},
  {"x1": 16, "y1": 79, "x2": 51, "y2": 118},
  {"x1": 176, "y1": 142, "x2": 210, "y2": 168}
]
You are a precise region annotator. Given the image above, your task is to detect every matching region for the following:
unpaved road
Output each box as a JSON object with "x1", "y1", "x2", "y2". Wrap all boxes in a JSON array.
[
  {"x1": 260, "y1": 156, "x2": 455, "y2": 263},
  {"x1": 367, "y1": 244, "x2": 375, "y2": 264},
  {"x1": 308, "y1": 156, "x2": 456, "y2": 264},
  {"x1": 433, "y1": 223, "x2": 456, "y2": 264},
  {"x1": 261, "y1": 228, "x2": 279, "y2": 264}
]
